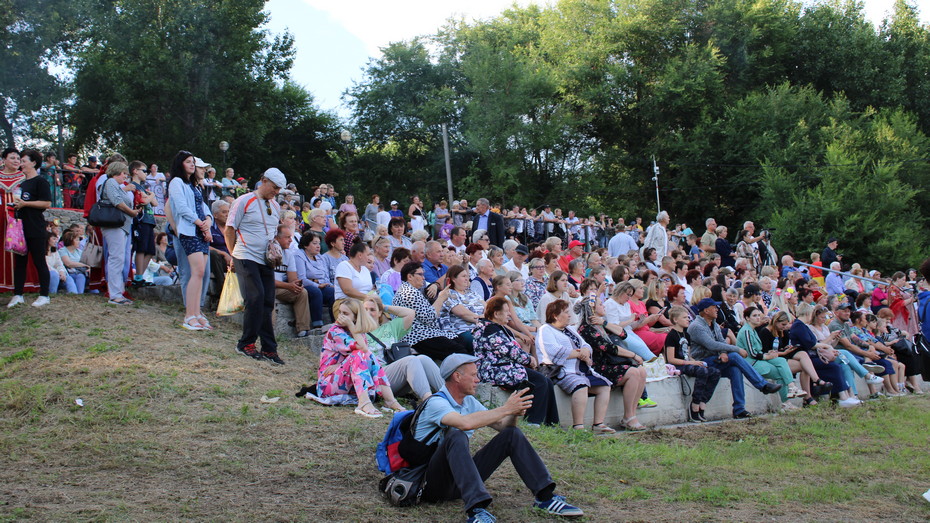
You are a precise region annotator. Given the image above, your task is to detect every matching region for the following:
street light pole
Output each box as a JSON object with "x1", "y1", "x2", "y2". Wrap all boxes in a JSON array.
[
  {"x1": 219, "y1": 141, "x2": 229, "y2": 174},
  {"x1": 340, "y1": 130, "x2": 352, "y2": 194}
]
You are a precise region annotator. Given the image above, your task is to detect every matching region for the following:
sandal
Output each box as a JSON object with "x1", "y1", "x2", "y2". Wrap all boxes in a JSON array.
[
  {"x1": 803, "y1": 397, "x2": 818, "y2": 407},
  {"x1": 621, "y1": 417, "x2": 647, "y2": 432},
  {"x1": 354, "y1": 403, "x2": 383, "y2": 418},
  {"x1": 571, "y1": 424, "x2": 585, "y2": 430},
  {"x1": 592, "y1": 423, "x2": 616, "y2": 435},
  {"x1": 107, "y1": 296, "x2": 133, "y2": 306},
  {"x1": 810, "y1": 379, "x2": 831, "y2": 396},
  {"x1": 383, "y1": 401, "x2": 407, "y2": 413},
  {"x1": 197, "y1": 315, "x2": 214, "y2": 330},
  {"x1": 182, "y1": 316, "x2": 206, "y2": 331}
]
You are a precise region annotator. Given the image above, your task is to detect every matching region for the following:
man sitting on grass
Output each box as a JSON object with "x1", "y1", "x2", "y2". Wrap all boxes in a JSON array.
[{"x1": 415, "y1": 354, "x2": 584, "y2": 522}]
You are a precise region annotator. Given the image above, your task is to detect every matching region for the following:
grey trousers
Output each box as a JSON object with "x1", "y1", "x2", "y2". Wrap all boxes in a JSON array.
[
  {"x1": 102, "y1": 227, "x2": 128, "y2": 300},
  {"x1": 383, "y1": 355, "x2": 443, "y2": 399}
]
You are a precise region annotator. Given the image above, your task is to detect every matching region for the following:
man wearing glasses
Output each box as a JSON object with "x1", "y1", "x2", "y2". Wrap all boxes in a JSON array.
[{"x1": 224, "y1": 168, "x2": 288, "y2": 365}]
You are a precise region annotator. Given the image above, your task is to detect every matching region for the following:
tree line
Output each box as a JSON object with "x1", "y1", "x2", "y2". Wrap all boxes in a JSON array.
[{"x1": 2, "y1": 0, "x2": 928, "y2": 270}]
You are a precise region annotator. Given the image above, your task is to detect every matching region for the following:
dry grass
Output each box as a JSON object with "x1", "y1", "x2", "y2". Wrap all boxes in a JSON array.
[{"x1": 1, "y1": 294, "x2": 930, "y2": 522}]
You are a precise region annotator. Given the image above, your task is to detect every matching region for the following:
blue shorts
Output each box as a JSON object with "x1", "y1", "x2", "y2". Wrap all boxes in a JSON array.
[{"x1": 179, "y1": 234, "x2": 209, "y2": 256}]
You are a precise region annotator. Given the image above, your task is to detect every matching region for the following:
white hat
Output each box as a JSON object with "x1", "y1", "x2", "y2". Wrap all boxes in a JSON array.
[
  {"x1": 262, "y1": 167, "x2": 287, "y2": 189},
  {"x1": 390, "y1": 200, "x2": 399, "y2": 206},
  {"x1": 194, "y1": 157, "x2": 210, "y2": 168}
]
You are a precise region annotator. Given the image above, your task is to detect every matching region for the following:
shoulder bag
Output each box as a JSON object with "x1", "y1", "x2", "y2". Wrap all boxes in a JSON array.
[
  {"x1": 258, "y1": 196, "x2": 283, "y2": 266},
  {"x1": 535, "y1": 325, "x2": 563, "y2": 380},
  {"x1": 369, "y1": 332, "x2": 412, "y2": 364},
  {"x1": 87, "y1": 179, "x2": 126, "y2": 228},
  {"x1": 79, "y1": 231, "x2": 103, "y2": 268}
]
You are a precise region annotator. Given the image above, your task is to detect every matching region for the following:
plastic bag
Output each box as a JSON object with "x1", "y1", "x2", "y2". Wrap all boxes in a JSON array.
[
  {"x1": 4, "y1": 212, "x2": 26, "y2": 256},
  {"x1": 216, "y1": 268, "x2": 244, "y2": 316}
]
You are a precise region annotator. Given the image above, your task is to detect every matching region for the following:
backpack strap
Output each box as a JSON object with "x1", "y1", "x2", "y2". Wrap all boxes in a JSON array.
[{"x1": 408, "y1": 390, "x2": 452, "y2": 443}]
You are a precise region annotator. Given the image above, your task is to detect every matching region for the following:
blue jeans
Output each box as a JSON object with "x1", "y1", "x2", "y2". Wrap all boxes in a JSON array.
[
  {"x1": 173, "y1": 234, "x2": 210, "y2": 308},
  {"x1": 704, "y1": 352, "x2": 769, "y2": 415},
  {"x1": 303, "y1": 283, "x2": 335, "y2": 326},
  {"x1": 48, "y1": 271, "x2": 79, "y2": 294}
]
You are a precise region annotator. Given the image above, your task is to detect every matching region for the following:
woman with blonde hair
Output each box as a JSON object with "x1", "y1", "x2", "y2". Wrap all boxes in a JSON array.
[{"x1": 319, "y1": 298, "x2": 406, "y2": 417}]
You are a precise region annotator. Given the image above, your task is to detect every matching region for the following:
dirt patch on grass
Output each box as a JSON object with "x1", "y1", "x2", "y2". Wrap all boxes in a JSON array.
[{"x1": 1, "y1": 294, "x2": 930, "y2": 522}]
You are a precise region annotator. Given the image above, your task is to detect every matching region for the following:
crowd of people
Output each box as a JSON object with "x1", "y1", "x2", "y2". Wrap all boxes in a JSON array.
[{"x1": 4, "y1": 147, "x2": 930, "y2": 522}]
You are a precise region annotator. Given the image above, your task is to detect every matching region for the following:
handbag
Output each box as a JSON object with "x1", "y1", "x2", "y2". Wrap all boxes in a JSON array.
[
  {"x1": 258, "y1": 196, "x2": 283, "y2": 266},
  {"x1": 216, "y1": 267, "x2": 245, "y2": 316},
  {"x1": 87, "y1": 179, "x2": 126, "y2": 228},
  {"x1": 535, "y1": 325, "x2": 563, "y2": 380},
  {"x1": 604, "y1": 331, "x2": 638, "y2": 366},
  {"x1": 4, "y1": 210, "x2": 27, "y2": 256},
  {"x1": 369, "y1": 333, "x2": 412, "y2": 364},
  {"x1": 80, "y1": 232, "x2": 103, "y2": 268},
  {"x1": 379, "y1": 463, "x2": 428, "y2": 507}
]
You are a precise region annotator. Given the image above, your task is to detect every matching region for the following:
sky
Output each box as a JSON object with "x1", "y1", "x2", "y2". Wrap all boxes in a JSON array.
[{"x1": 264, "y1": 0, "x2": 928, "y2": 120}]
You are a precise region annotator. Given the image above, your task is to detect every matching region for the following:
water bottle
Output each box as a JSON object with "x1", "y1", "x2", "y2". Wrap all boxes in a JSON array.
[{"x1": 772, "y1": 337, "x2": 780, "y2": 352}]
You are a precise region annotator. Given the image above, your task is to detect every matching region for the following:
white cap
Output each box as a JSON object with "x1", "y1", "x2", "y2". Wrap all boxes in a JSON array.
[
  {"x1": 262, "y1": 167, "x2": 287, "y2": 189},
  {"x1": 390, "y1": 200, "x2": 399, "y2": 206},
  {"x1": 194, "y1": 157, "x2": 210, "y2": 168}
]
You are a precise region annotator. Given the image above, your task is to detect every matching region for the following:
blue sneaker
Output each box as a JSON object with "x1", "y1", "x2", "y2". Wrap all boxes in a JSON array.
[
  {"x1": 466, "y1": 508, "x2": 497, "y2": 523},
  {"x1": 534, "y1": 494, "x2": 584, "y2": 517}
]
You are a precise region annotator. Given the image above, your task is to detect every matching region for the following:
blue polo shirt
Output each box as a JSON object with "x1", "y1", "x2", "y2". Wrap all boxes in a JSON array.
[
  {"x1": 422, "y1": 260, "x2": 448, "y2": 285},
  {"x1": 414, "y1": 386, "x2": 486, "y2": 444}
]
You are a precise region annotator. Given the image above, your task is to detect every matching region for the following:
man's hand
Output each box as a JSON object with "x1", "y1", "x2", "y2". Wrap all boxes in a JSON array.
[
  {"x1": 504, "y1": 388, "x2": 533, "y2": 416},
  {"x1": 288, "y1": 281, "x2": 302, "y2": 294},
  {"x1": 719, "y1": 352, "x2": 730, "y2": 363}
]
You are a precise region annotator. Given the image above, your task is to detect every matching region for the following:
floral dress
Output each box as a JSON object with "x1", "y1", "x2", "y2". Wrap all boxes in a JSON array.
[
  {"x1": 473, "y1": 321, "x2": 531, "y2": 388},
  {"x1": 524, "y1": 276, "x2": 547, "y2": 308},
  {"x1": 578, "y1": 323, "x2": 636, "y2": 385},
  {"x1": 317, "y1": 324, "x2": 390, "y2": 403}
]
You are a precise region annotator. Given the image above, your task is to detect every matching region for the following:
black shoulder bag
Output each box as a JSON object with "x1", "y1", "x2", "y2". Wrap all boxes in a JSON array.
[{"x1": 369, "y1": 332, "x2": 413, "y2": 365}]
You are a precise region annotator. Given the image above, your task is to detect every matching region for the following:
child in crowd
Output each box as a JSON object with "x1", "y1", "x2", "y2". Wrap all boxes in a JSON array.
[{"x1": 664, "y1": 305, "x2": 721, "y2": 422}]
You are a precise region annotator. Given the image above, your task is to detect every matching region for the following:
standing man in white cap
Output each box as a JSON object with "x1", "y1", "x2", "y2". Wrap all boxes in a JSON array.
[
  {"x1": 224, "y1": 167, "x2": 288, "y2": 365},
  {"x1": 412, "y1": 353, "x2": 585, "y2": 522}
]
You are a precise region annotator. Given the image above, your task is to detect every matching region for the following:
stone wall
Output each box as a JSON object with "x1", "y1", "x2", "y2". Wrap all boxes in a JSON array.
[{"x1": 45, "y1": 208, "x2": 168, "y2": 233}]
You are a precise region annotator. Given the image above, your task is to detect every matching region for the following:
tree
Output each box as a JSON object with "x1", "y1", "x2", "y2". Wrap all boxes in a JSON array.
[
  {"x1": 69, "y1": 0, "x2": 297, "y2": 168},
  {"x1": 0, "y1": 0, "x2": 84, "y2": 147}
]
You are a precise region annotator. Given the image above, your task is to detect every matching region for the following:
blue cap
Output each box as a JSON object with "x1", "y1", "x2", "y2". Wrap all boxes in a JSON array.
[{"x1": 695, "y1": 298, "x2": 722, "y2": 312}]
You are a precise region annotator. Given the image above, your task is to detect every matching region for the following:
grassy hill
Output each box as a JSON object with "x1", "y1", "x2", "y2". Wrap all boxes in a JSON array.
[{"x1": 1, "y1": 295, "x2": 929, "y2": 522}]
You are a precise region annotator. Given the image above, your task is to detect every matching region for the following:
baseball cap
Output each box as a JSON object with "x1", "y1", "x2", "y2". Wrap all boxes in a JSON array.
[
  {"x1": 194, "y1": 157, "x2": 211, "y2": 168},
  {"x1": 836, "y1": 303, "x2": 853, "y2": 311},
  {"x1": 262, "y1": 167, "x2": 286, "y2": 189},
  {"x1": 440, "y1": 353, "x2": 479, "y2": 380},
  {"x1": 568, "y1": 240, "x2": 584, "y2": 249},
  {"x1": 88, "y1": 156, "x2": 97, "y2": 162},
  {"x1": 390, "y1": 200, "x2": 399, "y2": 206},
  {"x1": 695, "y1": 298, "x2": 722, "y2": 312},
  {"x1": 515, "y1": 245, "x2": 529, "y2": 255}
]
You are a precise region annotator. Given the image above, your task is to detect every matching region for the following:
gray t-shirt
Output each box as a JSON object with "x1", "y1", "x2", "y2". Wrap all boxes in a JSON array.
[{"x1": 228, "y1": 192, "x2": 279, "y2": 265}]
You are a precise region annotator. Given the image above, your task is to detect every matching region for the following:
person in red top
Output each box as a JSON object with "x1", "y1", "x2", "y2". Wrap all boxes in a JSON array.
[
  {"x1": 558, "y1": 240, "x2": 585, "y2": 272},
  {"x1": 809, "y1": 252, "x2": 824, "y2": 287}
]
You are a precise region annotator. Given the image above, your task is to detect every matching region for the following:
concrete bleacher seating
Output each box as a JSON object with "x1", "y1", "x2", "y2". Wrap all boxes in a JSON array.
[{"x1": 132, "y1": 284, "x2": 928, "y2": 429}]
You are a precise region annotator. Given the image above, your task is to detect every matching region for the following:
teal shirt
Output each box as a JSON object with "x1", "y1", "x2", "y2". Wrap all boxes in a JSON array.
[{"x1": 736, "y1": 324, "x2": 765, "y2": 360}]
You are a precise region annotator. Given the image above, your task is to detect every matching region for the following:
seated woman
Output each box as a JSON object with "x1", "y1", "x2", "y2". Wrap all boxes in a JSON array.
[
  {"x1": 888, "y1": 272, "x2": 918, "y2": 336},
  {"x1": 473, "y1": 296, "x2": 559, "y2": 426},
  {"x1": 850, "y1": 311, "x2": 905, "y2": 396},
  {"x1": 59, "y1": 229, "x2": 91, "y2": 293},
  {"x1": 603, "y1": 281, "x2": 657, "y2": 362},
  {"x1": 379, "y1": 247, "x2": 410, "y2": 294},
  {"x1": 577, "y1": 297, "x2": 647, "y2": 431},
  {"x1": 320, "y1": 228, "x2": 348, "y2": 291},
  {"x1": 435, "y1": 265, "x2": 485, "y2": 345},
  {"x1": 645, "y1": 279, "x2": 672, "y2": 328},
  {"x1": 789, "y1": 303, "x2": 860, "y2": 407},
  {"x1": 567, "y1": 258, "x2": 586, "y2": 291},
  {"x1": 338, "y1": 211, "x2": 363, "y2": 251},
  {"x1": 363, "y1": 296, "x2": 443, "y2": 401},
  {"x1": 45, "y1": 231, "x2": 77, "y2": 294},
  {"x1": 319, "y1": 298, "x2": 406, "y2": 418},
  {"x1": 875, "y1": 308, "x2": 924, "y2": 394},
  {"x1": 736, "y1": 306, "x2": 798, "y2": 411},
  {"x1": 536, "y1": 270, "x2": 580, "y2": 327},
  {"x1": 491, "y1": 274, "x2": 536, "y2": 348},
  {"x1": 371, "y1": 236, "x2": 391, "y2": 278},
  {"x1": 487, "y1": 245, "x2": 507, "y2": 277},
  {"x1": 628, "y1": 278, "x2": 668, "y2": 354},
  {"x1": 507, "y1": 270, "x2": 540, "y2": 333},
  {"x1": 664, "y1": 305, "x2": 721, "y2": 422},
  {"x1": 470, "y1": 258, "x2": 495, "y2": 301},
  {"x1": 294, "y1": 233, "x2": 336, "y2": 330},
  {"x1": 809, "y1": 305, "x2": 883, "y2": 398},
  {"x1": 758, "y1": 311, "x2": 826, "y2": 404},
  {"x1": 536, "y1": 299, "x2": 614, "y2": 434},
  {"x1": 334, "y1": 241, "x2": 374, "y2": 303}
]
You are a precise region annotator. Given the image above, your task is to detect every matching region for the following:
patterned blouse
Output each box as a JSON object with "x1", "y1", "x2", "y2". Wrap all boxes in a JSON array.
[
  {"x1": 473, "y1": 321, "x2": 531, "y2": 387},
  {"x1": 524, "y1": 276, "x2": 547, "y2": 308},
  {"x1": 440, "y1": 288, "x2": 485, "y2": 333},
  {"x1": 392, "y1": 282, "x2": 457, "y2": 345}
]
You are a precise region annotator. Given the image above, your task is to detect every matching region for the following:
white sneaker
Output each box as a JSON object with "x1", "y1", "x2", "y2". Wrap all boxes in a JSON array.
[
  {"x1": 838, "y1": 397, "x2": 861, "y2": 408},
  {"x1": 6, "y1": 295, "x2": 25, "y2": 308},
  {"x1": 865, "y1": 374, "x2": 884, "y2": 385},
  {"x1": 31, "y1": 296, "x2": 50, "y2": 308}
]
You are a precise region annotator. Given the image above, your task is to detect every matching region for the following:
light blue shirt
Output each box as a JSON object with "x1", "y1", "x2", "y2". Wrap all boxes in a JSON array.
[
  {"x1": 414, "y1": 386, "x2": 486, "y2": 444},
  {"x1": 476, "y1": 210, "x2": 490, "y2": 234},
  {"x1": 608, "y1": 231, "x2": 639, "y2": 257}
]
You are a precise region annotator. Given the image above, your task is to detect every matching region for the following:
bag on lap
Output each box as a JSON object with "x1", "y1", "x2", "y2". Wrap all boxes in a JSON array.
[{"x1": 376, "y1": 391, "x2": 451, "y2": 507}]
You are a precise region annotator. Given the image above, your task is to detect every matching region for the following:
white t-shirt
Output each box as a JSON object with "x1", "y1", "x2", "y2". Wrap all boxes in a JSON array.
[
  {"x1": 503, "y1": 258, "x2": 529, "y2": 279},
  {"x1": 273, "y1": 245, "x2": 296, "y2": 283},
  {"x1": 376, "y1": 210, "x2": 392, "y2": 229},
  {"x1": 604, "y1": 298, "x2": 632, "y2": 324},
  {"x1": 334, "y1": 260, "x2": 373, "y2": 299}
]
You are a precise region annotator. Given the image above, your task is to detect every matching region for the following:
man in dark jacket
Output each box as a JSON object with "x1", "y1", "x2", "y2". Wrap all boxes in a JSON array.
[{"x1": 469, "y1": 198, "x2": 505, "y2": 247}]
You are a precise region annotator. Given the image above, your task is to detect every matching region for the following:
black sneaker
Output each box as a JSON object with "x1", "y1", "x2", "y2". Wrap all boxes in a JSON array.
[
  {"x1": 760, "y1": 382, "x2": 782, "y2": 395},
  {"x1": 261, "y1": 351, "x2": 285, "y2": 365},
  {"x1": 698, "y1": 409, "x2": 707, "y2": 422},
  {"x1": 236, "y1": 343, "x2": 262, "y2": 360},
  {"x1": 734, "y1": 411, "x2": 753, "y2": 419},
  {"x1": 687, "y1": 409, "x2": 702, "y2": 423}
]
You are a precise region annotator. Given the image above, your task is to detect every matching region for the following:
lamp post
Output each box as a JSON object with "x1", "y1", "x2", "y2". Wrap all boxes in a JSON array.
[
  {"x1": 340, "y1": 130, "x2": 352, "y2": 193},
  {"x1": 218, "y1": 141, "x2": 229, "y2": 174}
]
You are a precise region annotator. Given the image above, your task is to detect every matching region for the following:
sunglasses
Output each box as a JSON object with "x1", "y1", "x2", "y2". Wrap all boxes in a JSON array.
[{"x1": 264, "y1": 200, "x2": 272, "y2": 216}]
